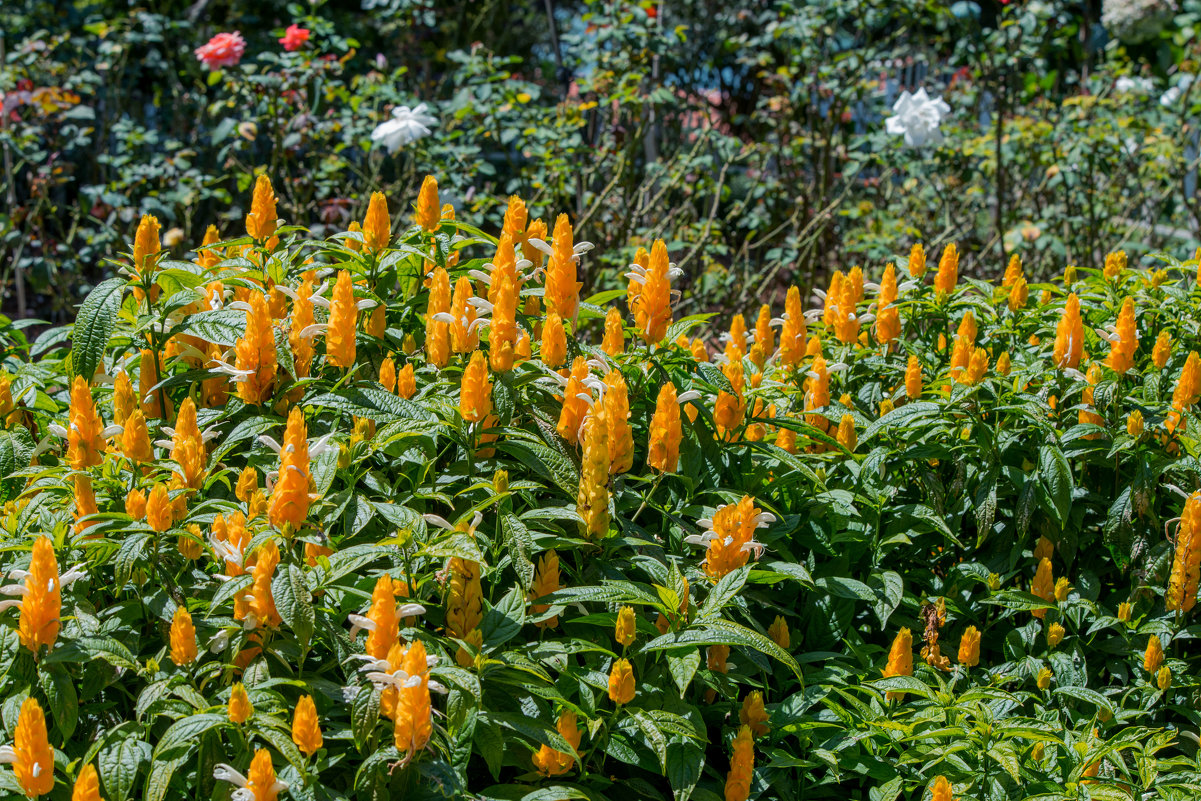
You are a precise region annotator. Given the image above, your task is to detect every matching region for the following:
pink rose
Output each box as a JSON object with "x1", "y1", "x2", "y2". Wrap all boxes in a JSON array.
[
  {"x1": 279, "y1": 24, "x2": 311, "y2": 52},
  {"x1": 195, "y1": 32, "x2": 246, "y2": 70}
]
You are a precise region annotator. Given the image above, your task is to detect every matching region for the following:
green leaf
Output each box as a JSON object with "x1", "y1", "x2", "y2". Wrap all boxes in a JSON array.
[
  {"x1": 1039, "y1": 444, "x2": 1072, "y2": 526},
  {"x1": 38, "y1": 664, "x2": 78, "y2": 738},
  {"x1": 273, "y1": 563, "x2": 315, "y2": 646},
  {"x1": 501, "y1": 513, "x2": 536, "y2": 590},
  {"x1": 71, "y1": 277, "x2": 125, "y2": 381},
  {"x1": 42, "y1": 636, "x2": 138, "y2": 671},
  {"x1": 665, "y1": 648, "x2": 701, "y2": 697},
  {"x1": 152, "y1": 713, "x2": 228, "y2": 759},
  {"x1": 352, "y1": 685, "x2": 381, "y2": 751},
  {"x1": 643, "y1": 621, "x2": 803, "y2": 681},
  {"x1": 308, "y1": 387, "x2": 436, "y2": 424},
  {"x1": 698, "y1": 565, "x2": 749, "y2": 621},
  {"x1": 98, "y1": 730, "x2": 149, "y2": 801},
  {"x1": 145, "y1": 754, "x2": 188, "y2": 801},
  {"x1": 870, "y1": 676, "x2": 933, "y2": 699}
]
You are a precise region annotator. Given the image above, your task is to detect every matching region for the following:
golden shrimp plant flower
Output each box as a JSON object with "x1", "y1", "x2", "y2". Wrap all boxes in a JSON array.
[
  {"x1": 958, "y1": 625, "x2": 981, "y2": 667},
  {"x1": 460, "y1": 351, "x2": 494, "y2": 424},
  {"x1": 577, "y1": 408, "x2": 611, "y2": 540},
  {"x1": 540, "y1": 213, "x2": 587, "y2": 323},
  {"x1": 170, "y1": 605, "x2": 197, "y2": 666},
  {"x1": 724, "y1": 725, "x2": 754, "y2": 801},
  {"x1": 1166, "y1": 491, "x2": 1201, "y2": 612},
  {"x1": 633, "y1": 239, "x2": 673, "y2": 344},
  {"x1": 214, "y1": 748, "x2": 286, "y2": 801},
  {"x1": 268, "y1": 407, "x2": 312, "y2": 530},
  {"x1": 933, "y1": 243, "x2": 958, "y2": 295},
  {"x1": 614, "y1": 605, "x2": 637, "y2": 647},
  {"x1": 647, "y1": 382, "x2": 683, "y2": 473},
  {"x1": 245, "y1": 174, "x2": 278, "y2": 242},
  {"x1": 1053, "y1": 294, "x2": 1085, "y2": 371},
  {"x1": 362, "y1": 191, "x2": 391, "y2": 253},
  {"x1": 882, "y1": 627, "x2": 913, "y2": 700},
  {"x1": 530, "y1": 550, "x2": 561, "y2": 628},
  {"x1": 0, "y1": 697, "x2": 54, "y2": 797},
  {"x1": 532, "y1": 710, "x2": 581, "y2": 777},
  {"x1": 414, "y1": 175, "x2": 441, "y2": 231},
  {"x1": 292, "y1": 695, "x2": 324, "y2": 757},
  {"x1": 687, "y1": 496, "x2": 773, "y2": 580},
  {"x1": 0, "y1": 536, "x2": 86, "y2": 655},
  {"x1": 608, "y1": 658, "x2": 635, "y2": 705}
]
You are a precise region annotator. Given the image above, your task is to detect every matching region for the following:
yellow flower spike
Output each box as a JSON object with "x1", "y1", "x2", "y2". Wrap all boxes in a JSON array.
[
  {"x1": 627, "y1": 247, "x2": 649, "y2": 314},
  {"x1": 958, "y1": 625, "x2": 980, "y2": 667},
  {"x1": 1157, "y1": 665, "x2": 1172, "y2": 691},
  {"x1": 362, "y1": 574, "x2": 400, "y2": 660},
  {"x1": 522, "y1": 218, "x2": 548, "y2": 272},
  {"x1": 714, "y1": 361, "x2": 746, "y2": 442},
  {"x1": 739, "y1": 691, "x2": 770, "y2": 737},
  {"x1": 247, "y1": 540, "x2": 282, "y2": 628},
  {"x1": 1034, "y1": 536, "x2": 1054, "y2": 561},
  {"x1": 1054, "y1": 577, "x2": 1072, "y2": 602},
  {"x1": 1151, "y1": 330, "x2": 1171, "y2": 369},
  {"x1": 1031, "y1": 558, "x2": 1055, "y2": 618},
  {"x1": 72, "y1": 763, "x2": 102, "y2": 801},
  {"x1": 234, "y1": 293, "x2": 277, "y2": 405},
  {"x1": 146, "y1": 483, "x2": 172, "y2": 532},
  {"x1": 603, "y1": 370, "x2": 633, "y2": 474},
  {"x1": 1103, "y1": 250, "x2": 1127, "y2": 279},
  {"x1": 179, "y1": 523, "x2": 204, "y2": 560},
  {"x1": 1166, "y1": 492, "x2": 1201, "y2": 612},
  {"x1": 73, "y1": 475, "x2": 99, "y2": 536},
  {"x1": 882, "y1": 627, "x2": 913, "y2": 700},
  {"x1": 1008, "y1": 275, "x2": 1028, "y2": 311},
  {"x1": 544, "y1": 214, "x2": 583, "y2": 322},
  {"x1": 287, "y1": 278, "x2": 316, "y2": 379},
  {"x1": 367, "y1": 304, "x2": 386, "y2": 340},
  {"x1": 67, "y1": 375, "x2": 106, "y2": 469},
  {"x1": 836, "y1": 414, "x2": 857, "y2": 452},
  {"x1": 751, "y1": 304, "x2": 774, "y2": 368},
  {"x1": 1117, "y1": 602, "x2": 1132, "y2": 622},
  {"x1": 449, "y1": 277, "x2": 479, "y2": 354},
  {"x1": 245, "y1": 175, "x2": 278, "y2": 242},
  {"x1": 228, "y1": 683, "x2": 253, "y2": 723},
  {"x1": 396, "y1": 363, "x2": 416, "y2": 399},
  {"x1": 1106, "y1": 297, "x2": 1138, "y2": 375},
  {"x1": 908, "y1": 242, "x2": 927, "y2": 279},
  {"x1": 607, "y1": 658, "x2": 635, "y2": 705},
  {"x1": 500, "y1": 195, "x2": 528, "y2": 242},
  {"x1": 1063, "y1": 265, "x2": 1077, "y2": 286},
  {"x1": 1053, "y1": 294, "x2": 1084, "y2": 371},
  {"x1": 636, "y1": 240, "x2": 673, "y2": 345},
  {"x1": 933, "y1": 243, "x2": 958, "y2": 295},
  {"x1": 767, "y1": 616, "x2": 790, "y2": 650},
  {"x1": 10, "y1": 697, "x2": 54, "y2": 797},
  {"x1": 702, "y1": 496, "x2": 767, "y2": 580},
  {"x1": 460, "y1": 351, "x2": 493, "y2": 424},
  {"x1": 120, "y1": 408, "x2": 152, "y2": 463},
  {"x1": 1036, "y1": 667, "x2": 1052, "y2": 690},
  {"x1": 292, "y1": 695, "x2": 324, "y2": 757},
  {"x1": 1047, "y1": 622, "x2": 1065, "y2": 648},
  {"x1": 379, "y1": 357, "x2": 397, "y2": 392},
  {"x1": 602, "y1": 306, "x2": 624, "y2": 356},
  {"x1": 614, "y1": 605, "x2": 637, "y2": 647},
  {"x1": 394, "y1": 641, "x2": 433, "y2": 758},
  {"x1": 929, "y1": 775, "x2": 954, "y2": 801},
  {"x1": 776, "y1": 286, "x2": 806, "y2": 366},
  {"x1": 1001, "y1": 253, "x2": 1021, "y2": 287},
  {"x1": 132, "y1": 213, "x2": 161, "y2": 277},
  {"x1": 171, "y1": 397, "x2": 206, "y2": 490},
  {"x1": 905, "y1": 355, "x2": 923, "y2": 400},
  {"x1": 1167, "y1": 352, "x2": 1201, "y2": 434},
  {"x1": 414, "y1": 175, "x2": 440, "y2": 232},
  {"x1": 690, "y1": 337, "x2": 709, "y2": 362},
  {"x1": 112, "y1": 370, "x2": 136, "y2": 427},
  {"x1": 996, "y1": 351, "x2": 1012, "y2": 376},
  {"x1": 425, "y1": 266, "x2": 452, "y2": 369},
  {"x1": 647, "y1": 382, "x2": 682, "y2": 474},
  {"x1": 18, "y1": 537, "x2": 62, "y2": 655},
  {"x1": 197, "y1": 224, "x2": 222, "y2": 271},
  {"x1": 125, "y1": 488, "x2": 147, "y2": 520},
  {"x1": 223, "y1": 749, "x2": 281, "y2": 801},
  {"x1": 235, "y1": 466, "x2": 258, "y2": 504},
  {"x1": 541, "y1": 311, "x2": 568, "y2": 369},
  {"x1": 445, "y1": 559, "x2": 484, "y2": 641},
  {"x1": 875, "y1": 263, "x2": 900, "y2": 345},
  {"x1": 489, "y1": 273, "x2": 519, "y2": 373},
  {"x1": 556, "y1": 357, "x2": 590, "y2": 444},
  {"x1": 1143, "y1": 634, "x2": 1165, "y2": 675},
  {"x1": 269, "y1": 407, "x2": 311, "y2": 531},
  {"x1": 170, "y1": 606, "x2": 197, "y2": 666},
  {"x1": 530, "y1": 550, "x2": 561, "y2": 629},
  {"x1": 804, "y1": 355, "x2": 830, "y2": 433},
  {"x1": 1126, "y1": 410, "x2": 1144, "y2": 437},
  {"x1": 723, "y1": 725, "x2": 754, "y2": 801},
  {"x1": 488, "y1": 233, "x2": 522, "y2": 305},
  {"x1": 327, "y1": 270, "x2": 358, "y2": 368},
  {"x1": 362, "y1": 191, "x2": 391, "y2": 253},
  {"x1": 577, "y1": 407, "x2": 611, "y2": 540},
  {"x1": 532, "y1": 709, "x2": 581, "y2": 777}
]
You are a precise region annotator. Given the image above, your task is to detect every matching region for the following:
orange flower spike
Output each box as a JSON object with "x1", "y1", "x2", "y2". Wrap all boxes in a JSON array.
[
  {"x1": 530, "y1": 550, "x2": 561, "y2": 628},
  {"x1": 487, "y1": 233, "x2": 521, "y2": 304},
  {"x1": 8, "y1": 697, "x2": 54, "y2": 797},
  {"x1": 1106, "y1": 297, "x2": 1138, "y2": 375},
  {"x1": 223, "y1": 749, "x2": 281, "y2": 801},
  {"x1": 804, "y1": 355, "x2": 830, "y2": 429},
  {"x1": 1053, "y1": 294, "x2": 1085, "y2": 370},
  {"x1": 235, "y1": 292, "x2": 277, "y2": 405},
  {"x1": 1166, "y1": 491, "x2": 1201, "y2": 612},
  {"x1": 362, "y1": 191, "x2": 391, "y2": 253},
  {"x1": 627, "y1": 247, "x2": 649, "y2": 313},
  {"x1": 603, "y1": 370, "x2": 633, "y2": 474},
  {"x1": 489, "y1": 273, "x2": 519, "y2": 373},
  {"x1": 197, "y1": 224, "x2": 221, "y2": 270},
  {"x1": 875, "y1": 263, "x2": 901, "y2": 345},
  {"x1": 245, "y1": 174, "x2": 278, "y2": 242},
  {"x1": 1143, "y1": 634, "x2": 1164, "y2": 673},
  {"x1": 958, "y1": 625, "x2": 981, "y2": 667},
  {"x1": 522, "y1": 218, "x2": 548, "y2": 272},
  {"x1": 908, "y1": 242, "x2": 927, "y2": 278},
  {"x1": 67, "y1": 375, "x2": 106, "y2": 469},
  {"x1": 930, "y1": 776, "x2": 954, "y2": 801},
  {"x1": 120, "y1": 408, "x2": 153, "y2": 463},
  {"x1": 636, "y1": 239, "x2": 673, "y2": 345},
  {"x1": 112, "y1": 370, "x2": 136, "y2": 427},
  {"x1": 139, "y1": 347, "x2": 173, "y2": 419},
  {"x1": 1104, "y1": 250, "x2": 1127, "y2": 279},
  {"x1": 460, "y1": 351, "x2": 494, "y2": 424},
  {"x1": 363, "y1": 574, "x2": 400, "y2": 660},
  {"x1": 739, "y1": 691, "x2": 770, "y2": 737},
  {"x1": 379, "y1": 357, "x2": 397, "y2": 392},
  {"x1": 724, "y1": 725, "x2": 754, "y2": 801},
  {"x1": 541, "y1": 311, "x2": 568, "y2": 368},
  {"x1": 1008, "y1": 275, "x2": 1029, "y2": 311},
  {"x1": 327, "y1": 270, "x2": 358, "y2": 368},
  {"x1": 395, "y1": 641, "x2": 433, "y2": 756},
  {"x1": 647, "y1": 382, "x2": 682, "y2": 473},
  {"x1": 602, "y1": 306, "x2": 625, "y2": 356},
  {"x1": 577, "y1": 408, "x2": 611, "y2": 540},
  {"x1": 170, "y1": 606, "x2": 197, "y2": 666},
  {"x1": 425, "y1": 267, "x2": 452, "y2": 369},
  {"x1": 701, "y1": 496, "x2": 768, "y2": 580},
  {"x1": 1031, "y1": 557, "x2": 1055, "y2": 618},
  {"x1": 146, "y1": 483, "x2": 172, "y2": 532},
  {"x1": 750, "y1": 304, "x2": 773, "y2": 367},
  {"x1": 72, "y1": 763, "x2": 102, "y2": 801},
  {"x1": 250, "y1": 540, "x2": 283, "y2": 628},
  {"x1": 532, "y1": 709, "x2": 581, "y2": 777},
  {"x1": 821, "y1": 272, "x2": 844, "y2": 327},
  {"x1": 72, "y1": 475, "x2": 99, "y2": 536},
  {"x1": 1152, "y1": 330, "x2": 1171, "y2": 369},
  {"x1": 714, "y1": 360, "x2": 746, "y2": 441},
  {"x1": 934, "y1": 243, "x2": 958, "y2": 295},
  {"x1": 397, "y1": 363, "x2": 416, "y2": 399},
  {"x1": 292, "y1": 695, "x2": 324, "y2": 757},
  {"x1": 614, "y1": 605, "x2": 637, "y2": 647},
  {"x1": 269, "y1": 406, "x2": 311, "y2": 530},
  {"x1": 905, "y1": 355, "x2": 923, "y2": 399},
  {"x1": 544, "y1": 213, "x2": 582, "y2": 322},
  {"x1": 725, "y1": 314, "x2": 749, "y2": 363},
  {"x1": 125, "y1": 488, "x2": 147, "y2": 519},
  {"x1": 836, "y1": 414, "x2": 857, "y2": 452},
  {"x1": 449, "y1": 277, "x2": 479, "y2": 353},
  {"x1": 171, "y1": 397, "x2": 206, "y2": 489},
  {"x1": 882, "y1": 627, "x2": 913, "y2": 700},
  {"x1": 414, "y1": 175, "x2": 440, "y2": 232}
]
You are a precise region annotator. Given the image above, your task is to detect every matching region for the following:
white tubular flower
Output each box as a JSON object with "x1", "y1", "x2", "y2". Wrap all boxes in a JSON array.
[{"x1": 371, "y1": 103, "x2": 437, "y2": 153}]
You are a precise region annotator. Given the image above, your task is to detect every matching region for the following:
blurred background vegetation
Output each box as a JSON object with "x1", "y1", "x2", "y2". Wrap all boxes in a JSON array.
[{"x1": 4, "y1": 0, "x2": 1201, "y2": 323}]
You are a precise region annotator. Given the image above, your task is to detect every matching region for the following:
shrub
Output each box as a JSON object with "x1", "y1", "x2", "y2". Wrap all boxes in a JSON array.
[{"x1": 0, "y1": 174, "x2": 1198, "y2": 799}]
